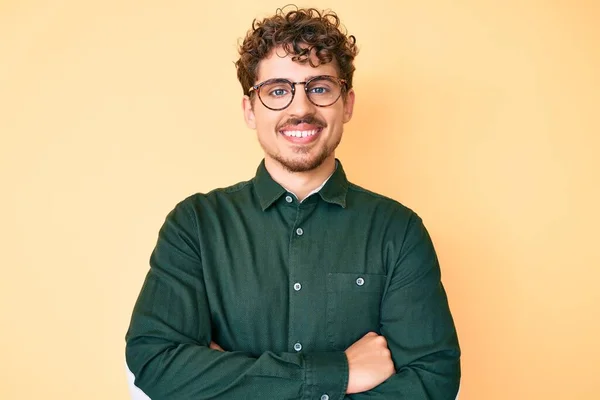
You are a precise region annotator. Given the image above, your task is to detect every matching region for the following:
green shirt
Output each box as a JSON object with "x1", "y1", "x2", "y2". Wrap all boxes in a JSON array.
[{"x1": 126, "y1": 160, "x2": 460, "y2": 399}]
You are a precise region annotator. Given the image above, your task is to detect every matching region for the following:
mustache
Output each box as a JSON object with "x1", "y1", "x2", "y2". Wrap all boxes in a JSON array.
[{"x1": 276, "y1": 115, "x2": 326, "y2": 131}]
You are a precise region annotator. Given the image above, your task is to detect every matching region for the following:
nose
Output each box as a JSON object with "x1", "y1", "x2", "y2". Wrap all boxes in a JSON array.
[{"x1": 287, "y1": 84, "x2": 316, "y2": 115}]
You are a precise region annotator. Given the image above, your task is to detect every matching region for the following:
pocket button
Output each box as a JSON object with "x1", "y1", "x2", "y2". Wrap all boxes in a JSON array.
[{"x1": 356, "y1": 277, "x2": 365, "y2": 286}]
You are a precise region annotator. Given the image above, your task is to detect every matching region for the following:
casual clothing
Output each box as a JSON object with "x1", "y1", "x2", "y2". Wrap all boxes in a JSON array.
[{"x1": 126, "y1": 160, "x2": 460, "y2": 399}]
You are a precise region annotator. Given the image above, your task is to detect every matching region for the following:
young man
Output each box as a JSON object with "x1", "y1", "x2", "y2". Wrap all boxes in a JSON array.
[{"x1": 126, "y1": 7, "x2": 460, "y2": 399}]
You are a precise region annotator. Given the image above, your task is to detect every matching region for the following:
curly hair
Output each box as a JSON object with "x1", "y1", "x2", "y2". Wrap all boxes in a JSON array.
[{"x1": 235, "y1": 6, "x2": 358, "y2": 96}]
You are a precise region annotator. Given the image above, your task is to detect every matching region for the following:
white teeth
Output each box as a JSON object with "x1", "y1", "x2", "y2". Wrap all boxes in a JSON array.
[{"x1": 282, "y1": 129, "x2": 319, "y2": 138}]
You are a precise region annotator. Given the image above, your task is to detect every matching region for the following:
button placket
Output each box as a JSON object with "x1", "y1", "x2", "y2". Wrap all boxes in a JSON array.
[{"x1": 288, "y1": 206, "x2": 309, "y2": 359}]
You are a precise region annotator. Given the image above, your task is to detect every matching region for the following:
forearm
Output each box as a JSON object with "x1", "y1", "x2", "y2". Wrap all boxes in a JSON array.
[
  {"x1": 348, "y1": 212, "x2": 461, "y2": 399},
  {"x1": 346, "y1": 348, "x2": 460, "y2": 399},
  {"x1": 125, "y1": 201, "x2": 349, "y2": 399},
  {"x1": 126, "y1": 336, "x2": 348, "y2": 399},
  {"x1": 126, "y1": 258, "x2": 349, "y2": 399}
]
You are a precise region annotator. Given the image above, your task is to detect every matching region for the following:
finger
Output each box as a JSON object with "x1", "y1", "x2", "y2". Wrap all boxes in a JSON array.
[
  {"x1": 209, "y1": 341, "x2": 224, "y2": 351},
  {"x1": 375, "y1": 335, "x2": 388, "y2": 347}
]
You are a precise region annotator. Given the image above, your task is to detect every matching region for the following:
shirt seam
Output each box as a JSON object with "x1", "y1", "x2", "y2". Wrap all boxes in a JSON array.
[
  {"x1": 221, "y1": 179, "x2": 253, "y2": 194},
  {"x1": 346, "y1": 183, "x2": 402, "y2": 204},
  {"x1": 341, "y1": 354, "x2": 349, "y2": 400},
  {"x1": 303, "y1": 355, "x2": 309, "y2": 400}
]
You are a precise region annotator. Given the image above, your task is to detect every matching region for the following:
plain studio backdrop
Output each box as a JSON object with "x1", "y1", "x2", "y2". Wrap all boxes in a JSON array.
[{"x1": 1, "y1": 1, "x2": 599, "y2": 399}]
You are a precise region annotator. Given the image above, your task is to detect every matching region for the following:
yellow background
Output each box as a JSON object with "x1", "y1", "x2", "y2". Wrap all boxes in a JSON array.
[{"x1": 1, "y1": 1, "x2": 599, "y2": 399}]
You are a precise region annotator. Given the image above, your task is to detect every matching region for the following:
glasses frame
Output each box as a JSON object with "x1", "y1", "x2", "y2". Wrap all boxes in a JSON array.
[{"x1": 248, "y1": 75, "x2": 348, "y2": 111}]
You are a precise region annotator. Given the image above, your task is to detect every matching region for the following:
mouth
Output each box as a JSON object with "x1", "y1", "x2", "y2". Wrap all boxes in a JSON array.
[
  {"x1": 281, "y1": 128, "x2": 321, "y2": 138},
  {"x1": 279, "y1": 123, "x2": 323, "y2": 144}
]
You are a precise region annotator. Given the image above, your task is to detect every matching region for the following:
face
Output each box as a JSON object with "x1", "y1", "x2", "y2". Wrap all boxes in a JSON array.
[{"x1": 242, "y1": 47, "x2": 355, "y2": 174}]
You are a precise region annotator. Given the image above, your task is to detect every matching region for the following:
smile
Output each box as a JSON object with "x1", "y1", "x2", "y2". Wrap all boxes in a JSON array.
[{"x1": 281, "y1": 129, "x2": 321, "y2": 138}]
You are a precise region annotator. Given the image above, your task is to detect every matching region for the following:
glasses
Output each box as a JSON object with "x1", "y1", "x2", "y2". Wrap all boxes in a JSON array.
[{"x1": 248, "y1": 75, "x2": 348, "y2": 111}]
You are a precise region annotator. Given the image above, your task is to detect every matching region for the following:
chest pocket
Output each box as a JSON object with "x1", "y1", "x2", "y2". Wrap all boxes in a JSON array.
[{"x1": 326, "y1": 272, "x2": 387, "y2": 350}]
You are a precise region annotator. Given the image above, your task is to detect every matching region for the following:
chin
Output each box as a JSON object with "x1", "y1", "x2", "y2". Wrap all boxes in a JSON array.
[{"x1": 277, "y1": 153, "x2": 332, "y2": 173}]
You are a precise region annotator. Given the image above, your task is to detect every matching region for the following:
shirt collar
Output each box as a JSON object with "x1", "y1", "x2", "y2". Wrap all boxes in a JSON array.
[
  {"x1": 283, "y1": 163, "x2": 336, "y2": 203},
  {"x1": 253, "y1": 159, "x2": 349, "y2": 211}
]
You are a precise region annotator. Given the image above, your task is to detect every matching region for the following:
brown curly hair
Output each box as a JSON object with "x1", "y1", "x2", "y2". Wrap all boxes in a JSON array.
[{"x1": 235, "y1": 6, "x2": 358, "y2": 97}]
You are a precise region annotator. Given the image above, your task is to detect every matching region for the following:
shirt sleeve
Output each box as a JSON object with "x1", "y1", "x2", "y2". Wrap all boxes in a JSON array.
[
  {"x1": 347, "y1": 212, "x2": 461, "y2": 400},
  {"x1": 125, "y1": 200, "x2": 349, "y2": 400}
]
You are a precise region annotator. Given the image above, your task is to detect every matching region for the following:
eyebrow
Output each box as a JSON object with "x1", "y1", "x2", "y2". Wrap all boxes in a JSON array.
[{"x1": 261, "y1": 75, "x2": 338, "y2": 82}]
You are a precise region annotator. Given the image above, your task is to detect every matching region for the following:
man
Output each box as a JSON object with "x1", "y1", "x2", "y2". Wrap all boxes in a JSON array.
[{"x1": 126, "y1": 7, "x2": 460, "y2": 399}]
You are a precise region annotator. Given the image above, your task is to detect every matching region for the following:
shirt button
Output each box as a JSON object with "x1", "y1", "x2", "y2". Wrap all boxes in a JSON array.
[
  {"x1": 293, "y1": 282, "x2": 302, "y2": 291},
  {"x1": 293, "y1": 342, "x2": 302, "y2": 352},
  {"x1": 321, "y1": 395, "x2": 329, "y2": 400},
  {"x1": 356, "y1": 277, "x2": 365, "y2": 286},
  {"x1": 285, "y1": 195, "x2": 293, "y2": 203},
  {"x1": 296, "y1": 228, "x2": 304, "y2": 236}
]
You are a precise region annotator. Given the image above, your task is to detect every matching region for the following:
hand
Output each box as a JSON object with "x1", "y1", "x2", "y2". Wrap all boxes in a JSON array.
[
  {"x1": 344, "y1": 332, "x2": 395, "y2": 394},
  {"x1": 210, "y1": 341, "x2": 224, "y2": 352}
]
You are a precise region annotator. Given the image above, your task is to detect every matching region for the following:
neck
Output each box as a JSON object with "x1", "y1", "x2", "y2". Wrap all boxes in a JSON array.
[{"x1": 264, "y1": 156, "x2": 336, "y2": 201}]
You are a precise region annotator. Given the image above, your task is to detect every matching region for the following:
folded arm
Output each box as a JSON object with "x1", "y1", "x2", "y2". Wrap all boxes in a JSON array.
[
  {"x1": 125, "y1": 201, "x2": 348, "y2": 399},
  {"x1": 348, "y1": 212, "x2": 461, "y2": 399}
]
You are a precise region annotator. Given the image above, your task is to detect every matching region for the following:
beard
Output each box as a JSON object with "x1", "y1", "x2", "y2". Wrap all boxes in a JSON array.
[
  {"x1": 262, "y1": 114, "x2": 340, "y2": 173},
  {"x1": 260, "y1": 133, "x2": 341, "y2": 173}
]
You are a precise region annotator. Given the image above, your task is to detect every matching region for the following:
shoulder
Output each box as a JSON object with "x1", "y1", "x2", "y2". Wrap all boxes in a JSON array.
[
  {"x1": 164, "y1": 178, "x2": 255, "y2": 223},
  {"x1": 346, "y1": 181, "x2": 419, "y2": 221},
  {"x1": 178, "y1": 178, "x2": 253, "y2": 207}
]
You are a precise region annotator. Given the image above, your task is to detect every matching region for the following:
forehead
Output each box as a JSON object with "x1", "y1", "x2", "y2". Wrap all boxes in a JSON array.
[{"x1": 256, "y1": 47, "x2": 340, "y2": 82}]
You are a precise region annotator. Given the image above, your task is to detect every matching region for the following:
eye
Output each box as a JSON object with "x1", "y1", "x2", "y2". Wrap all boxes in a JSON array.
[
  {"x1": 261, "y1": 81, "x2": 292, "y2": 98},
  {"x1": 270, "y1": 88, "x2": 289, "y2": 97},
  {"x1": 307, "y1": 79, "x2": 335, "y2": 95},
  {"x1": 309, "y1": 86, "x2": 329, "y2": 94}
]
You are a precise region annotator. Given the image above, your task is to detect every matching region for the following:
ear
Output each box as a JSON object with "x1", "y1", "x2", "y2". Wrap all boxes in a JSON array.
[
  {"x1": 342, "y1": 89, "x2": 355, "y2": 123},
  {"x1": 242, "y1": 95, "x2": 256, "y2": 129}
]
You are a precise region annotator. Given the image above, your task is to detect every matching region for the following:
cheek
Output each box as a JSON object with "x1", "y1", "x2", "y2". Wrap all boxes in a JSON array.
[
  {"x1": 255, "y1": 112, "x2": 281, "y2": 134},
  {"x1": 323, "y1": 108, "x2": 345, "y2": 127}
]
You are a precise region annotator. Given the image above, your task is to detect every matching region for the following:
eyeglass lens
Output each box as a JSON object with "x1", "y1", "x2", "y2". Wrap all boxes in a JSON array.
[{"x1": 258, "y1": 77, "x2": 343, "y2": 110}]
